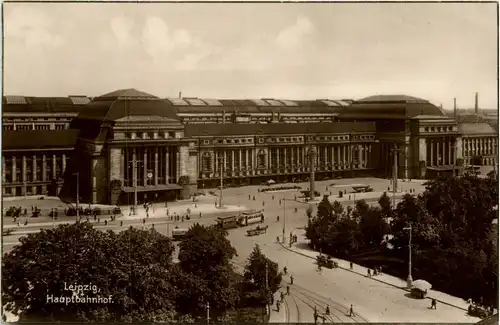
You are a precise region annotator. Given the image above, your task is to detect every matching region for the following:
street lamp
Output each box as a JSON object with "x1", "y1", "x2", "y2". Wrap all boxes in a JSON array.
[
  {"x1": 403, "y1": 224, "x2": 413, "y2": 288},
  {"x1": 282, "y1": 195, "x2": 286, "y2": 243},
  {"x1": 73, "y1": 172, "x2": 80, "y2": 222},
  {"x1": 128, "y1": 159, "x2": 143, "y2": 215},
  {"x1": 218, "y1": 156, "x2": 224, "y2": 208}
]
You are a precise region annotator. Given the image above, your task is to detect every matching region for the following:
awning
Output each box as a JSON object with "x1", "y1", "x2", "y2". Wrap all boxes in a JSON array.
[{"x1": 122, "y1": 184, "x2": 183, "y2": 193}]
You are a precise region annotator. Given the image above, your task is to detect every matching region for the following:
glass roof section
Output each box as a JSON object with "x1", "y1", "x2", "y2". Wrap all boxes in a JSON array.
[
  {"x1": 265, "y1": 99, "x2": 285, "y2": 106},
  {"x1": 279, "y1": 100, "x2": 299, "y2": 106},
  {"x1": 167, "y1": 98, "x2": 189, "y2": 106},
  {"x1": 185, "y1": 98, "x2": 207, "y2": 106},
  {"x1": 5, "y1": 96, "x2": 27, "y2": 104},
  {"x1": 201, "y1": 98, "x2": 223, "y2": 106},
  {"x1": 320, "y1": 100, "x2": 341, "y2": 107},
  {"x1": 249, "y1": 99, "x2": 269, "y2": 106},
  {"x1": 69, "y1": 96, "x2": 91, "y2": 105}
]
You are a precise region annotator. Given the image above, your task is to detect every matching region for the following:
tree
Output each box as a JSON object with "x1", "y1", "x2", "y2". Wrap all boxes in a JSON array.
[
  {"x1": 243, "y1": 245, "x2": 282, "y2": 295},
  {"x1": 177, "y1": 224, "x2": 239, "y2": 313},
  {"x1": 331, "y1": 200, "x2": 344, "y2": 216},
  {"x1": 377, "y1": 192, "x2": 393, "y2": 220},
  {"x1": 2, "y1": 223, "x2": 179, "y2": 322},
  {"x1": 352, "y1": 200, "x2": 370, "y2": 222},
  {"x1": 359, "y1": 207, "x2": 388, "y2": 250}
]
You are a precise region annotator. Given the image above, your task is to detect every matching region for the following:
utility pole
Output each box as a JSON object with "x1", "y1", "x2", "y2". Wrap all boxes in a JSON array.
[
  {"x1": 308, "y1": 146, "x2": 316, "y2": 201},
  {"x1": 390, "y1": 144, "x2": 402, "y2": 207},
  {"x1": 265, "y1": 260, "x2": 269, "y2": 314},
  {"x1": 73, "y1": 172, "x2": 80, "y2": 222},
  {"x1": 282, "y1": 196, "x2": 286, "y2": 243},
  {"x1": 128, "y1": 159, "x2": 143, "y2": 215},
  {"x1": 206, "y1": 302, "x2": 210, "y2": 324},
  {"x1": 218, "y1": 156, "x2": 224, "y2": 208},
  {"x1": 403, "y1": 224, "x2": 413, "y2": 288}
]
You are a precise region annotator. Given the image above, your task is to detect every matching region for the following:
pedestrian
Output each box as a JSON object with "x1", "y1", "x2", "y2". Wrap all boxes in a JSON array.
[
  {"x1": 367, "y1": 269, "x2": 371, "y2": 277},
  {"x1": 279, "y1": 199, "x2": 281, "y2": 205},
  {"x1": 276, "y1": 301, "x2": 280, "y2": 312},
  {"x1": 284, "y1": 266, "x2": 288, "y2": 274},
  {"x1": 431, "y1": 298, "x2": 437, "y2": 310},
  {"x1": 249, "y1": 194, "x2": 251, "y2": 200},
  {"x1": 280, "y1": 292, "x2": 284, "y2": 301},
  {"x1": 143, "y1": 218, "x2": 146, "y2": 225},
  {"x1": 262, "y1": 201, "x2": 265, "y2": 206},
  {"x1": 349, "y1": 304, "x2": 354, "y2": 317},
  {"x1": 199, "y1": 212, "x2": 202, "y2": 218},
  {"x1": 120, "y1": 221, "x2": 123, "y2": 227},
  {"x1": 350, "y1": 262, "x2": 353, "y2": 270},
  {"x1": 104, "y1": 220, "x2": 108, "y2": 226},
  {"x1": 290, "y1": 275, "x2": 294, "y2": 285},
  {"x1": 97, "y1": 218, "x2": 100, "y2": 224},
  {"x1": 286, "y1": 285, "x2": 290, "y2": 295},
  {"x1": 314, "y1": 311, "x2": 318, "y2": 324},
  {"x1": 272, "y1": 195, "x2": 275, "y2": 200},
  {"x1": 152, "y1": 224, "x2": 155, "y2": 229},
  {"x1": 325, "y1": 305, "x2": 330, "y2": 315},
  {"x1": 277, "y1": 236, "x2": 280, "y2": 243}
]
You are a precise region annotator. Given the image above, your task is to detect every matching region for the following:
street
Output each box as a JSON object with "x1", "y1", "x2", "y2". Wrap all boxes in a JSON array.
[{"x1": 3, "y1": 177, "x2": 477, "y2": 322}]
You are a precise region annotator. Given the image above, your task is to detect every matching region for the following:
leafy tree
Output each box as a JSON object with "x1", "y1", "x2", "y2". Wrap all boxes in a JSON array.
[
  {"x1": 378, "y1": 192, "x2": 393, "y2": 220},
  {"x1": 359, "y1": 206, "x2": 388, "y2": 249},
  {"x1": 177, "y1": 224, "x2": 239, "y2": 313},
  {"x1": 243, "y1": 245, "x2": 282, "y2": 295},
  {"x1": 352, "y1": 200, "x2": 370, "y2": 222},
  {"x1": 331, "y1": 200, "x2": 344, "y2": 216},
  {"x1": 2, "y1": 223, "x2": 179, "y2": 322}
]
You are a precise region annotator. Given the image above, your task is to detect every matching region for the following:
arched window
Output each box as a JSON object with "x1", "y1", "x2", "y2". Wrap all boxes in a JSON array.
[{"x1": 201, "y1": 152, "x2": 212, "y2": 171}]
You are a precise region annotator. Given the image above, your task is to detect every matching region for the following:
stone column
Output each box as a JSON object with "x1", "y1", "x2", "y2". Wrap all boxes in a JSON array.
[
  {"x1": 239, "y1": 149, "x2": 242, "y2": 171},
  {"x1": 338, "y1": 146, "x2": 341, "y2": 168},
  {"x1": 176, "y1": 147, "x2": 181, "y2": 182},
  {"x1": 2, "y1": 156, "x2": 6, "y2": 184},
  {"x1": 154, "y1": 147, "x2": 159, "y2": 186},
  {"x1": 330, "y1": 146, "x2": 334, "y2": 169},
  {"x1": 42, "y1": 154, "x2": 47, "y2": 181},
  {"x1": 276, "y1": 148, "x2": 280, "y2": 171},
  {"x1": 32, "y1": 154, "x2": 37, "y2": 181},
  {"x1": 448, "y1": 139, "x2": 453, "y2": 166},
  {"x1": 62, "y1": 154, "x2": 66, "y2": 173},
  {"x1": 22, "y1": 155, "x2": 27, "y2": 195},
  {"x1": 436, "y1": 140, "x2": 441, "y2": 166},
  {"x1": 165, "y1": 147, "x2": 170, "y2": 183},
  {"x1": 442, "y1": 140, "x2": 446, "y2": 165},
  {"x1": 52, "y1": 154, "x2": 56, "y2": 179},
  {"x1": 143, "y1": 148, "x2": 148, "y2": 186},
  {"x1": 12, "y1": 156, "x2": 17, "y2": 183},
  {"x1": 231, "y1": 150, "x2": 235, "y2": 173}
]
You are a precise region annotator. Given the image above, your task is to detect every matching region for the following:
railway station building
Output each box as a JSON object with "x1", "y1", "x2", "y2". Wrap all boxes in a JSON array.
[{"x1": 2, "y1": 89, "x2": 497, "y2": 204}]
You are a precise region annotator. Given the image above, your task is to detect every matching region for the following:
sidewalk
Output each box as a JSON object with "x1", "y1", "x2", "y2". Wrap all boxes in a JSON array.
[
  {"x1": 268, "y1": 289, "x2": 289, "y2": 322},
  {"x1": 280, "y1": 233, "x2": 471, "y2": 313}
]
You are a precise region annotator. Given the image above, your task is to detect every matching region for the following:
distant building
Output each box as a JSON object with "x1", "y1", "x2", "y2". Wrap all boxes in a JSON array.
[{"x1": 2, "y1": 89, "x2": 498, "y2": 204}]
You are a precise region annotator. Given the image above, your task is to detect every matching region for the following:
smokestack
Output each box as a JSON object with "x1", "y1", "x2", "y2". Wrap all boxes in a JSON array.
[
  {"x1": 453, "y1": 98, "x2": 457, "y2": 119},
  {"x1": 475, "y1": 92, "x2": 478, "y2": 115},
  {"x1": 179, "y1": 91, "x2": 182, "y2": 99}
]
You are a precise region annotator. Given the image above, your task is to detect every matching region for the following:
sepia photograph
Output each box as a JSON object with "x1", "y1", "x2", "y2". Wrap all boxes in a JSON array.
[{"x1": 1, "y1": 1, "x2": 498, "y2": 324}]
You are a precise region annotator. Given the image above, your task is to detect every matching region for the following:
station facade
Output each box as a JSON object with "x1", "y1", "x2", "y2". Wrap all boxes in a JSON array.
[{"x1": 2, "y1": 89, "x2": 497, "y2": 204}]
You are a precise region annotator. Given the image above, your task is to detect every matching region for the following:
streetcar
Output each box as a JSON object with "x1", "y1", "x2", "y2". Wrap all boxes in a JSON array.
[
  {"x1": 172, "y1": 228, "x2": 189, "y2": 241},
  {"x1": 237, "y1": 209, "x2": 265, "y2": 227},
  {"x1": 216, "y1": 216, "x2": 239, "y2": 229}
]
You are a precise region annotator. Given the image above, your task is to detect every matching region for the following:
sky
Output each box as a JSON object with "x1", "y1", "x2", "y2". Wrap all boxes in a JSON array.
[{"x1": 3, "y1": 2, "x2": 498, "y2": 109}]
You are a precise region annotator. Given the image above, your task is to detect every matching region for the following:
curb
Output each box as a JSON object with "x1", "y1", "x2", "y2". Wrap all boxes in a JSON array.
[{"x1": 278, "y1": 242, "x2": 469, "y2": 313}]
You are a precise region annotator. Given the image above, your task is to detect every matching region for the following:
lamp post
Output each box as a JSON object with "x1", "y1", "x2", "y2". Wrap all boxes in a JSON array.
[
  {"x1": 73, "y1": 172, "x2": 80, "y2": 222},
  {"x1": 218, "y1": 156, "x2": 224, "y2": 208},
  {"x1": 403, "y1": 224, "x2": 413, "y2": 288},
  {"x1": 206, "y1": 302, "x2": 210, "y2": 324},
  {"x1": 390, "y1": 144, "x2": 403, "y2": 207},
  {"x1": 282, "y1": 196, "x2": 286, "y2": 243},
  {"x1": 307, "y1": 146, "x2": 316, "y2": 201},
  {"x1": 128, "y1": 159, "x2": 143, "y2": 215}
]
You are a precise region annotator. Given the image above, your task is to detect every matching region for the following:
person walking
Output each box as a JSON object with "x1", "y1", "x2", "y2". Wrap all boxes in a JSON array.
[
  {"x1": 120, "y1": 221, "x2": 123, "y2": 227},
  {"x1": 367, "y1": 269, "x2": 371, "y2": 277},
  {"x1": 349, "y1": 304, "x2": 354, "y2": 317},
  {"x1": 290, "y1": 275, "x2": 294, "y2": 285},
  {"x1": 276, "y1": 301, "x2": 280, "y2": 312},
  {"x1": 350, "y1": 262, "x2": 353, "y2": 270},
  {"x1": 431, "y1": 298, "x2": 437, "y2": 310},
  {"x1": 286, "y1": 285, "x2": 290, "y2": 295},
  {"x1": 325, "y1": 305, "x2": 330, "y2": 315}
]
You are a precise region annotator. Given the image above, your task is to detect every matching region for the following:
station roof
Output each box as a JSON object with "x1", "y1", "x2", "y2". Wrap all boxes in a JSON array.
[
  {"x1": 2, "y1": 130, "x2": 79, "y2": 150},
  {"x1": 2, "y1": 96, "x2": 90, "y2": 113},
  {"x1": 185, "y1": 122, "x2": 375, "y2": 137},
  {"x1": 350, "y1": 94, "x2": 444, "y2": 118},
  {"x1": 76, "y1": 89, "x2": 179, "y2": 122},
  {"x1": 458, "y1": 122, "x2": 497, "y2": 135}
]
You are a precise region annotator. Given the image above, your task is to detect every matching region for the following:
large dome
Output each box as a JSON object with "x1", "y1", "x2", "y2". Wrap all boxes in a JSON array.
[{"x1": 76, "y1": 88, "x2": 179, "y2": 122}]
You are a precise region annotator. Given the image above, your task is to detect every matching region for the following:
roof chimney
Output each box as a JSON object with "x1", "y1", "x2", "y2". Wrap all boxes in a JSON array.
[
  {"x1": 453, "y1": 98, "x2": 457, "y2": 119},
  {"x1": 179, "y1": 91, "x2": 182, "y2": 99},
  {"x1": 475, "y1": 92, "x2": 479, "y2": 115}
]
